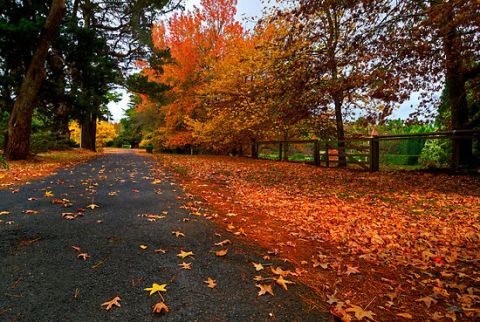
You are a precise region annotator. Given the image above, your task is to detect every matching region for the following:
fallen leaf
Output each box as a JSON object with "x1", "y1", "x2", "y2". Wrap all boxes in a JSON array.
[
  {"x1": 22, "y1": 210, "x2": 40, "y2": 214},
  {"x1": 44, "y1": 191, "x2": 54, "y2": 197},
  {"x1": 204, "y1": 277, "x2": 217, "y2": 288},
  {"x1": 172, "y1": 231, "x2": 185, "y2": 238},
  {"x1": 252, "y1": 262, "x2": 264, "y2": 271},
  {"x1": 256, "y1": 284, "x2": 274, "y2": 296},
  {"x1": 254, "y1": 276, "x2": 264, "y2": 281},
  {"x1": 0, "y1": 211, "x2": 11, "y2": 215},
  {"x1": 152, "y1": 302, "x2": 169, "y2": 314},
  {"x1": 215, "y1": 249, "x2": 228, "y2": 257},
  {"x1": 177, "y1": 250, "x2": 194, "y2": 259},
  {"x1": 140, "y1": 245, "x2": 148, "y2": 250},
  {"x1": 345, "y1": 305, "x2": 375, "y2": 321},
  {"x1": 144, "y1": 283, "x2": 167, "y2": 296},
  {"x1": 214, "y1": 239, "x2": 231, "y2": 247},
  {"x1": 396, "y1": 313, "x2": 413, "y2": 319},
  {"x1": 415, "y1": 296, "x2": 437, "y2": 308},
  {"x1": 345, "y1": 265, "x2": 360, "y2": 275},
  {"x1": 87, "y1": 204, "x2": 99, "y2": 210},
  {"x1": 275, "y1": 275, "x2": 294, "y2": 290},
  {"x1": 154, "y1": 249, "x2": 167, "y2": 254},
  {"x1": 71, "y1": 246, "x2": 81, "y2": 252},
  {"x1": 271, "y1": 266, "x2": 290, "y2": 277},
  {"x1": 101, "y1": 296, "x2": 121, "y2": 311},
  {"x1": 178, "y1": 262, "x2": 192, "y2": 270},
  {"x1": 77, "y1": 253, "x2": 90, "y2": 260}
]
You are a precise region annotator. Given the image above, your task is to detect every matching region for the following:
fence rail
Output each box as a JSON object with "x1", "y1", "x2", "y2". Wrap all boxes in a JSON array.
[{"x1": 248, "y1": 129, "x2": 480, "y2": 171}]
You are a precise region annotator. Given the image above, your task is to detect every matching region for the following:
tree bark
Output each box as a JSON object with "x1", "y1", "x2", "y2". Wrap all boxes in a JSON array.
[
  {"x1": 442, "y1": 3, "x2": 472, "y2": 168},
  {"x1": 80, "y1": 112, "x2": 97, "y2": 151},
  {"x1": 4, "y1": 0, "x2": 66, "y2": 160}
]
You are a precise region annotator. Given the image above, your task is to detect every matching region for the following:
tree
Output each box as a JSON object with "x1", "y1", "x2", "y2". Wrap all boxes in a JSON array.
[{"x1": 4, "y1": 0, "x2": 66, "y2": 160}]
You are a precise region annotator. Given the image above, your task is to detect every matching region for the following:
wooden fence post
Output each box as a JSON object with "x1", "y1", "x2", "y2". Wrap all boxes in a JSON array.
[
  {"x1": 369, "y1": 137, "x2": 380, "y2": 172},
  {"x1": 325, "y1": 143, "x2": 330, "y2": 168},
  {"x1": 278, "y1": 143, "x2": 283, "y2": 161},
  {"x1": 314, "y1": 141, "x2": 320, "y2": 167},
  {"x1": 251, "y1": 142, "x2": 258, "y2": 159}
]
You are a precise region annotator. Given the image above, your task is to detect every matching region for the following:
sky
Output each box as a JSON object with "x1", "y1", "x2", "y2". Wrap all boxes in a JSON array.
[{"x1": 107, "y1": 0, "x2": 417, "y2": 122}]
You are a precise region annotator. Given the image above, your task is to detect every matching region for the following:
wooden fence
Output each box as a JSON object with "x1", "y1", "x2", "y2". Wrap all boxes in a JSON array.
[{"x1": 247, "y1": 129, "x2": 480, "y2": 172}]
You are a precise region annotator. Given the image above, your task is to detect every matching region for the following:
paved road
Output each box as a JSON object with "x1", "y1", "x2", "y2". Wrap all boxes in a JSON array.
[{"x1": 0, "y1": 150, "x2": 331, "y2": 321}]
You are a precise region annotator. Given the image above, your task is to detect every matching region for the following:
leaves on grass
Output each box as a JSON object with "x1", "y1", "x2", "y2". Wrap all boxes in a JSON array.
[
  {"x1": 256, "y1": 284, "x2": 274, "y2": 296},
  {"x1": 152, "y1": 302, "x2": 169, "y2": 314},
  {"x1": 177, "y1": 250, "x2": 194, "y2": 259},
  {"x1": 144, "y1": 283, "x2": 167, "y2": 296},
  {"x1": 215, "y1": 249, "x2": 228, "y2": 257},
  {"x1": 204, "y1": 277, "x2": 217, "y2": 288},
  {"x1": 101, "y1": 296, "x2": 121, "y2": 311}
]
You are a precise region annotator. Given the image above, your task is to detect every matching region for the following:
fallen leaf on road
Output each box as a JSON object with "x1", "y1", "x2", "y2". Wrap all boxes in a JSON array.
[
  {"x1": 215, "y1": 249, "x2": 228, "y2": 257},
  {"x1": 87, "y1": 204, "x2": 99, "y2": 210},
  {"x1": 256, "y1": 284, "x2": 274, "y2": 296},
  {"x1": 152, "y1": 302, "x2": 169, "y2": 314},
  {"x1": 101, "y1": 296, "x2": 121, "y2": 311},
  {"x1": 172, "y1": 231, "x2": 185, "y2": 238},
  {"x1": 179, "y1": 262, "x2": 192, "y2": 270},
  {"x1": 71, "y1": 246, "x2": 81, "y2": 252},
  {"x1": 0, "y1": 211, "x2": 11, "y2": 215},
  {"x1": 77, "y1": 253, "x2": 90, "y2": 260},
  {"x1": 252, "y1": 262, "x2": 264, "y2": 271},
  {"x1": 144, "y1": 283, "x2": 167, "y2": 295},
  {"x1": 204, "y1": 277, "x2": 217, "y2": 288},
  {"x1": 271, "y1": 266, "x2": 290, "y2": 277},
  {"x1": 44, "y1": 191, "x2": 54, "y2": 197},
  {"x1": 154, "y1": 249, "x2": 167, "y2": 254},
  {"x1": 22, "y1": 210, "x2": 40, "y2": 214},
  {"x1": 275, "y1": 275, "x2": 294, "y2": 290},
  {"x1": 140, "y1": 245, "x2": 148, "y2": 250},
  {"x1": 214, "y1": 239, "x2": 231, "y2": 247},
  {"x1": 177, "y1": 250, "x2": 194, "y2": 259}
]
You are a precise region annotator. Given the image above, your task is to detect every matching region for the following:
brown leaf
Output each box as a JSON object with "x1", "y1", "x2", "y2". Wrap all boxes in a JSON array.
[
  {"x1": 214, "y1": 239, "x2": 231, "y2": 247},
  {"x1": 101, "y1": 296, "x2": 121, "y2": 311},
  {"x1": 178, "y1": 262, "x2": 192, "y2": 270},
  {"x1": 152, "y1": 302, "x2": 169, "y2": 314},
  {"x1": 77, "y1": 253, "x2": 90, "y2": 260},
  {"x1": 215, "y1": 249, "x2": 228, "y2": 257},
  {"x1": 252, "y1": 262, "x2": 264, "y2": 271},
  {"x1": 275, "y1": 275, "x2": 294, "y2": 290},
  {"x1": 345, "y1": 305, "x2": 375, "y2": 320},
  {"x1": 256, "y1": 284, "x2": 274, "y2": 296},
  {"x1": 396, "y1": 313, "x2": 413, "y2": 319},
  {"x1": 415, "y1": 296, "x2": 437, "y2": 308},
  {"x1": 204, "y1": 277, "x2": 217, "y2": 288}
]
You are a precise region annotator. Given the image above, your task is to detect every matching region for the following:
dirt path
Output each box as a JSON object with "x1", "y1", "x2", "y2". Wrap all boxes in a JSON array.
[{"x1": 0, "y1": 150, "x2": 330, "y2": 321}]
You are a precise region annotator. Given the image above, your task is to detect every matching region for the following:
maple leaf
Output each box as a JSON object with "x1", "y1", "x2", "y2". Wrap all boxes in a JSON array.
[
  {"x1": 271, "y1": 266, "x2": 290, "y2": 277},
  {"x1": 87, "y1": 204, "x2": 99, "y2": 210},
  {"x1": 144, "y1": 283, "x2": 167, "y2": 295},
  {"x1": 415, "y1": 296, "x2": 437, "y2": 308},
  {"x1": 345, "y1": 305, "x2": 375, "y2": 320},
  {"x1": 214, "y1": 239, "x2": 231, "y2": 247},
  {"x1": 77, "y1": 253, "x2": 90, "y2": 260},
  {"x1": 172, "y1": 231, "x2": 185, "y2": 238},
  {"x1": 178, "y1": 262, "x2": 192, "y2": 270},
  {"x1": 275, "y1": 275, "x2": 294, "y2": 290},
  {"x1": 204, "y1": 277, "x2": 217, "y2": 288},
  {"x1": 0, "y1": 211, "x2": 11, "y2": 215},
  {"x1": 152, "y1": 302, "x2": 169, "y2": 314},
  {"x1": 215, "y1": 249, "x2": 228, "y2": 257},
  {"x1": 44, "y1": 191, "x2": 54, "y2": 197},
  {"x1": 252, "y1": 262, "x2": 264, "y2": 271},
  {"x1": 101, "y1": 296, "x2": 121, "y2": 311},
  {"x1": 345, "y1": 265, "x2": 360, "y2": 275},
  {"x1": 256, "y1": 284, "x2": 274, "y2": 296},
  {"x1": 177, "y1": 250, "x2": 194, "y2": 259}
]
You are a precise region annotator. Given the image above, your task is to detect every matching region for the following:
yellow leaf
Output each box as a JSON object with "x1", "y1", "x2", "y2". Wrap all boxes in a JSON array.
[
  {"x1": 275, "y1": 275, "x2": 294, "y2": 290},
  {"x1": 144, "y1": 283, "x2": 167, "y2": 296},
  {"x1": 87, "y1": 204, "x2": 99, "y2": 210},
  {"x1": 140, "y1": 245, "x2": 148, "y2": 250},
  {"x1": 204, "y1": 277, "x2": 217, "y2": 288},
  {"x1": 345, "y1": 305, "x2": 375, "y2": 320},
  {"x1": 252, "y1": 262, "x2": 264, "y2": 271},
  {"x1": 101, "y1": 296, "x2": 121, "y2": 311},
  {"x1": 177, "y1": 250, "x2": 194, "y2": 259},
  {"x1": 44, "y1": 191, "x2": 54, "y2": 197},
  {"x1": 178, "y1": 262, "x2": 192, "y2": 270},
  {"x1": 0, "y1": 211, "x2": 11, "y2": 215},
  {"x1": 172, "y1": 231, "x2": 185, "y2": 238}
]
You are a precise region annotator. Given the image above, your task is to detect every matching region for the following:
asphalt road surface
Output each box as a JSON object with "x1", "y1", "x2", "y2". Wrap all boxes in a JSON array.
[{"x1": 0, "y1": 150, "x2": 331, "y2": 321}]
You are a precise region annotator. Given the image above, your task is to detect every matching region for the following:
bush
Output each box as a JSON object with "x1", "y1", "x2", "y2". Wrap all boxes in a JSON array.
[
  {"x1": 30, "y1": 130, "x2": 73, "y2": 153},
  {"x1": 419, "y1": 139, "x2": 451, "y2": 168},
  {"x1": 0, "y1": 155, "x2": 8, "y2": 169}
]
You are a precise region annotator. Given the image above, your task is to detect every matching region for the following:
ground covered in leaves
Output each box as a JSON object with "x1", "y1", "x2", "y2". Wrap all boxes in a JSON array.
[
  {"x1": 0, "y1": 149, "x2": 98, "y2": 189},
  {"x1": 158, "y1": 154, "x2": 480, "y2": 321}
]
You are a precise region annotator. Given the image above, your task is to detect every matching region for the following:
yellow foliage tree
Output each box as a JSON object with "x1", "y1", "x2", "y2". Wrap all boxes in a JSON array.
[{"x1": 69, "y1": 121, "x2": 118, "y2": 148}]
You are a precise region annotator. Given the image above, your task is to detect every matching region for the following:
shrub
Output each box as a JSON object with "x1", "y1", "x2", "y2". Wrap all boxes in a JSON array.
[{"x1": 419, "y1": 139, "x2": 451, "y2": 168}]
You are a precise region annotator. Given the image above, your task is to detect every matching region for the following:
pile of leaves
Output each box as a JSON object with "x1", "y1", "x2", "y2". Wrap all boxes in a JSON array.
[
  {"x1": 158, "y1": 154, "x2": 480, "y2": 321},
  {"x1": 0, "y1": 149, "x2": 98, "y2": 189}
]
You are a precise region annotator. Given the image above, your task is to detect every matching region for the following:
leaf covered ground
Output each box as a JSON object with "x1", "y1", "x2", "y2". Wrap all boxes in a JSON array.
[
  {"x1": 158, "y1": 154, "x2": 480, "y2": 321},
  {"x1": 0, "y1": 149, "x2": 98, "y2": 189}
]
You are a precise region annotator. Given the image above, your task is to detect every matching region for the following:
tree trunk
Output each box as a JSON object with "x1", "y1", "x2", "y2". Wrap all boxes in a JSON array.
[
  {"x1": 442, "y1": 4, "x2": 472, "y2": 168},
  {"x1": 4, "y1": 0, "x2": 66, "y2": 160},
  {"x1": 81, "y1": 112, "x2": 97, "y2": 151},
  {"x1": 334, "y1": 96, "x2": 347, "y2": 167}
]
